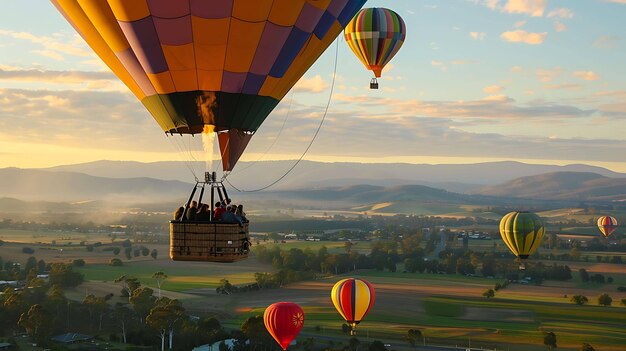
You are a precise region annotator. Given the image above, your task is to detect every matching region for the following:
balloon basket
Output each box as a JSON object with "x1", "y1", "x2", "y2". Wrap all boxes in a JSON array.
[{"x1": 370, "y1": 78, "x2": 379, "y2": 90}]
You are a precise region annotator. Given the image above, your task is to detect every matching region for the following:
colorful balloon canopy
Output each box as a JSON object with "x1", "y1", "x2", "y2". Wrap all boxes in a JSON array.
[
  {"x1": 597, "y1": 216, "x2": 618, "y2": 238},
  {"x1": 499, "y1": 211, "x2": 545, "y2": 260},
  {"x1": 344, "y1": 7, "x2": 406, "y2": 78},
  {"x1": 264, "y1": 302, "x2": 304, "y2": 351},
  {"x1": 331, "y1": 278, "x2": 375, "y2": 335},
  {"x1": 51, "y1": 0, "x2": 366, "y2": 171}
]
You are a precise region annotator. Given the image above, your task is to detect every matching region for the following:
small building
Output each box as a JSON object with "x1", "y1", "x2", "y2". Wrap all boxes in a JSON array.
[{"x1": 51, "y1": 333, "x2": 94, "y2": 344}]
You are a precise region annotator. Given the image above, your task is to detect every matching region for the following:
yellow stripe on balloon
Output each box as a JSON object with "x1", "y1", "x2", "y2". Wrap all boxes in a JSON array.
[
  {"x1": 331, "y1": 279, "x2": 348, "y2": 321},
  {"x1": 353, "y1": 279, "x2": 371, "y2": 322}
]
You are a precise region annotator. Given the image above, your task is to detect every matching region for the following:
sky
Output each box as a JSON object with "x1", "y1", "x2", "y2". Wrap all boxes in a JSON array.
[{"x1": 0, "y1": 0, "x2": 625, "y2": 174}]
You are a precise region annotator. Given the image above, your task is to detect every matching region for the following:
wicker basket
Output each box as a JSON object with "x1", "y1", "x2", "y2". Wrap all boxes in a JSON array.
[{"x1": 169, "y1": 222, "x2": 250, "y2": 263}]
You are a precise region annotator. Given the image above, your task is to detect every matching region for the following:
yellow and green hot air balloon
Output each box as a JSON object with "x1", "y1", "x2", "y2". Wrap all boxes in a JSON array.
[{"x1": 499, "y1": 211, "x2": 545, "y2": 260}]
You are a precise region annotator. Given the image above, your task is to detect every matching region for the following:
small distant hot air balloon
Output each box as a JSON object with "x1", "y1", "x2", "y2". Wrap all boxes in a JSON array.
[
  {"x1": 264, "y1": 302, "x2": 304, "y2": 351},
  {"x1": 331, "y1": 278, "x2": 375, "y2": 335},
  {"x1": 344, "y1": 7, "x2": 407, "y2": 89},
  {"x1": 499, "y1": 211, "x2": 545, "y2": 268},
  {"x1": 597, "y1": 216, "x2": 618, "y2": 238}
]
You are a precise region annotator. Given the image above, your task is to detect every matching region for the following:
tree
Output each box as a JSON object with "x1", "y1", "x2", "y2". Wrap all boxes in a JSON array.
[
  {"x1": 82, "y1": 294, "x2": 107, "y2": 331},
  {"x1": 109, "y1": 258, "x2": 123, "y2": 266},
  {"x1": 130, "y1": 287, "x2": 156, "y2": 322},
  {"x1": 621, "y1": 298, "x2": 626, "y2": 306},
  {"x1": 369, "y1": 340, "x2": 388, "y2": 351},
  {"x1": 240, "y1": 315, "x2": 274, "y2": 351},
  {"x1": 579, "y1": 268, "x2": 589, "y2": 283},
  {"x1": 151, "y1": 249, "x2": 158, "y2": 259},
  {"x1": 153, "y1": 271, "x2": 168, "y2": 298},
  {"x1": 146, "y1": 298, "x2": 185, "y2": 351},
  {"x1": 581, "y1": 343, "x2": 595, "y2": 351},
  {"x1": 406, "y1": 329, "x2": 423, "y2": 347},
  {"x1": 115, "y1": 275, "x2": 141, "y2": 301},
  {"x1": 72, "y1": 259, "x2": 85, "y2": 267},
  {"x1": 18, "y1": 304, "x2": 53, "y2": 343},
  {"x1": 597, "y1": 293, "x2": 612, "y2": 306},
  {"x1": 570, "y1": 295, "x2": 588, "y2": 305},
  {"x1": 483, "y1": 289, "x2": 495, "y2": 298},
  {"x1": 114, "y1": 303, "x2": 132, "y2": 344},
  {"x1": 543, "y1": 332, "x2": 557, "y2": 350},
  {"x1": 348, "y1": 337, "x2": 360, "y2": 351}
]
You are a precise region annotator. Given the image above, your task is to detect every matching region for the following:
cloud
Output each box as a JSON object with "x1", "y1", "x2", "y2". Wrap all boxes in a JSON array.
[
  {"x1": 602, "y1": 0, "x2": 626, "y2": 4},
  {"x1": 293, "y1": 75, "x2": 329, "y2": 93},
  {"x1": 554, "y1": 21, "x2": 567, "y2": 32},
  {"x1": 431, "y1": 60, "x2": 447, "y2": 72},
  {"x1": 470, "y1": 32, "x2": 486, "y2": 40},
  {"x1": 503, "y1": 0, "x2": 547, "y2": 17},
  {"x1": 511, "y1": 66, "x2": 524, "y2": 73},
  {"x1": 0, "y1": 67, "x2": 116, "y2": 83},
  {"x1": 484, "y1": 85, "x2": 504, "y2": 94},
  {"x1": 514, "y1": 20, "x2": 527, "y2": 28},
  {"x1": 536, "y1": 67, "x2": 563, "y2": 82},
  {"x1": 501, "y1": 30, "x2": 547, "y2": 44},
  {"x1": 0, "y1": 30, "x2": 93, "y2": 61},
  {"x1": 547, "y1": 8, "x2": 574, "y2": 18},
  {"x1": 593, "y1": 35, "x2": 621, "y2": 49},
  {"x1": 544, "y1": 83, "x2": 583, "y2": 90},
  {"x1": 573, "y1": 71, "x2": 600, "y2": 81}
]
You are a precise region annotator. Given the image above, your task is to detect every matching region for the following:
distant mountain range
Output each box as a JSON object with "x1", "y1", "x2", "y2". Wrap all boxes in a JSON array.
[
  {"x1": 45, "y1": 160, "x2": 626, "y2": 193},
  {"x1": 0, "y1": 161, "x2": 624, "y2": 207},
  {"x1": 476, "y1": 172, "x2": 626, "y2": 202},
  {"x1": 0, "y1": 168, "x2": 190, "y2": 202}
]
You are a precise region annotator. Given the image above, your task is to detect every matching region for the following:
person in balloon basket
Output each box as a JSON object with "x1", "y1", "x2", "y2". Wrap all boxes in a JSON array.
[
  {"x1": 186, "y1": 201, "x2": 198, "y2": 221},
  {"x1": 236, "y1": 204, "x2": 248, "y2": 223},
  {"x1": 213, "y1": 202, "x2": 225, "y2": 222},
  {"x1": 222, "y1": 205, "x2": 244, "y2": 227},
  {"x1": 173, "y1": 206, "x2": 184, "y2": 221},
  {"x1": 196, "y1": 203, "x2": 211, "y2": 222}
]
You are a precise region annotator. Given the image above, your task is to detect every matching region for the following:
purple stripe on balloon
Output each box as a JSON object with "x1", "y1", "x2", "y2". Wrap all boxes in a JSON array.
[
  {"x1": 249, "y1": 23, "x2": 291, "y2": 75},
  {"x1": 242, "y1": 73, "x2": 267, "y2": 95},
  {"x1": 153, "y1": 16, "x2": 193, "y2": 45},
  {"x1": 147, "y1": 0, "x2": 189, "y2": 18},
  {"x1": 295, "y1": 2, "x2": 324, "y2": 32},
  {"x1": 191, "y1": 0, "x2": 233, "y2": 19},
  {"x1": 119, "y1": 18, "x2": 169, "y2": 74},
  {"x1": 221, "y1": 71, "x2": 247, "y2": 93},
  {"x1": 327, "y1": 0, "x2": 349, "y2": 17},
  {"x1": 116, "y1": 47, "x2": 157, "y2": 96}
]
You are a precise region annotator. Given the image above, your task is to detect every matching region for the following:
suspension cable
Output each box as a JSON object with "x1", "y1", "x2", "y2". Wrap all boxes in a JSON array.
[{"x1": 226, "y1": 39, "x2": 340, "y2": 192}]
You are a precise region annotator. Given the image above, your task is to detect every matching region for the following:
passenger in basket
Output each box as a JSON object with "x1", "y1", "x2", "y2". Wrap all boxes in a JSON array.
[
  {"x1": 235, "y1": 204, "x2": 247, "y2": 223},
  {"x1": 173, "y1": 206, "x2": 184, "y2": 221},
  {"x1": 196, "y1": 203, "x2": 211, "y2": 222},
  {"x1": 213, "y1": 202, "x2": 225, "y2": 221},
  {"x1": 222, "y1": 205, "x2": 243, "y2": 227},
  {"x1": 186, "y1": 201, "x2": 198, "y2": 221}
]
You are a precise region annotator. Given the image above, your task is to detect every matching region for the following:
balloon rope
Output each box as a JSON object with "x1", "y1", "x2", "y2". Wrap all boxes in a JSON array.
[
  {"x1": 226, "y1": 39, "x2": 340, "y2": 192},
  {"x1": 167, "y1": 135, "x2": 198, "y2": 180},
  {"x1": 230, "y1": 90, "x2": 295, "y2": 174}
]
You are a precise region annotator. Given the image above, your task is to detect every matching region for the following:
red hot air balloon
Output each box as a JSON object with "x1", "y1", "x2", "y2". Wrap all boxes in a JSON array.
[
  {"x1": 597, "y1": 216, "x2": 618, "y2": 238},
  {"x1": 264, "y1": 302, "x2": 304, "y2": 351}
]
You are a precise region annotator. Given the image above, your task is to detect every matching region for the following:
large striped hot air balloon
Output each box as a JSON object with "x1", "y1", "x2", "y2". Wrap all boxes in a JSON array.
[
  {"x1": 51, "y1": 0, "x2": 366, "y2": 171},
  {"x1": 344, "y1": 7, "x2": 406, "y2": 89},
  {"x1": 331, "y1": 278, "x2": 375, "y2": 335},
  {"x1": 499, "y1": 211, "x2": 545, "y2": 260},
  {"x1": 264, "y1": 302, "x2": 304, "y2": 351},
  {"x1": 597, "y1": 216, "x2": 618, "y2": 238}
]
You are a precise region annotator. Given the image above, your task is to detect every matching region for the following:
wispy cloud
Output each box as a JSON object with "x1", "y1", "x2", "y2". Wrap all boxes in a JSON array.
[
  {"x1": 547, "y1": 8, "x2": 574, "y2": 18},
  {"x1": 484, "y1": 85, "x2": 504, "y2": 94},
  {"x1": 431, "y1": 60, "x2": 447, "y2": 72},
  {"x1": 572, "y1": 71, "x2": 600, "y2": 81},
  {"x1": 470, "y1": 32, "x2": 486, "y2": 40},
  {"x1": 536, "y1": 67, "x2": 563, "y2": 82},
  {"x1": 593, "y1": 35, "x2": 621, "y2": 49},
  {"x1": 501, "y1": 30, "x2": 547, "y2": 44},
  {"x1": 293, "y1": 75, "x2": 329, "y2": 93},
  {"x1": 0, "y1": 29, "x2": 93, "y2": 61}
]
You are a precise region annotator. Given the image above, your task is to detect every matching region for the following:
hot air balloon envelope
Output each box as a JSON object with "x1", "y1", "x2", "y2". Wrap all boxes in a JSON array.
[
  {"x1": 344, "y1": 7, "x2": 406, "y2": 78},
  {"x1": 499, "y1": 211, "x2": 545, "y2": 259},
  {"x1": 51, "y1": 0, "x2": 366, "y2": 171},
  {"x1": 264, "y1": 302, "x2": 304, "y2": 351},
  {"x1": 331, "y1": 278, "x2": 375, "y2": 335},
  {"x1": 597, "y1": 216, "x2": 618, "y2": 238}
]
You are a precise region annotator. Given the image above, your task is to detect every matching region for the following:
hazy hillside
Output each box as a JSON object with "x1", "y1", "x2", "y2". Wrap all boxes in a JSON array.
[
  {"x1": 0, "y1": 168, "x2": 192, "y2": 202},
  {"x1": 476, "y1": 172, "x2": 626, "y2": 201},
  {"x1": 44, "y1": 160, "x2": 626, "y2": 192}
]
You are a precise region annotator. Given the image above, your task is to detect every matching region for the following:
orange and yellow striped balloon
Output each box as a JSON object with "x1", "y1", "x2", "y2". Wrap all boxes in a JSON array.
[
  {"x1": 597, "y1": 216, "x2": 618, "y2": 238},
  {"x1": 331, "y1": 278, "x2": 375, "y2": 335}
]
